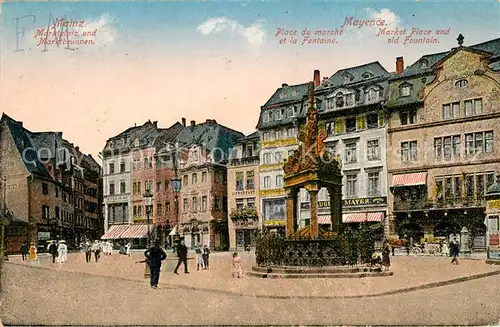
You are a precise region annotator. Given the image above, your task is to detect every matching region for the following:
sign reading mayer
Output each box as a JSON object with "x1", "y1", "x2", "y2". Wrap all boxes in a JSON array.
[{"x1": 300, "y1": 197, "x2": 387, "y2": 210}]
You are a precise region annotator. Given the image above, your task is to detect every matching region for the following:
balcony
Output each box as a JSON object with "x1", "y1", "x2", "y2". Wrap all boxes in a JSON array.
[
  {"x1": 394, "y1": 196, "x2": 487, "y2": 212},
  {"x1": 230, "y1": 207, "x2": 258, "y2": 220},
  {"x1": 229, "y1": 155, "x2": 259, "y2": 166}
]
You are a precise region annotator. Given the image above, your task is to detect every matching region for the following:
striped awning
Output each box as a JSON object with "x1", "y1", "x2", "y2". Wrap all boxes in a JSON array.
[
  {"x1": 318, "y1": 216, "x2": 331, "y2": 224},
  {"x1": 342, "y1": 212, "x2": 384, "y2": 223},
  {"x1": 101, "y1": 225, "x2": 130, "y2": 240},
  {"x1": 120, "y1": 224, "x2": 150, "y2": 239},
  {"x1": 392, "y1": 172, "x2": 427, "y2": 187}
]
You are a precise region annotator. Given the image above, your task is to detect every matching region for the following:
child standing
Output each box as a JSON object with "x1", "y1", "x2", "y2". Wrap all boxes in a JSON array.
[
  {"x1": 231, "y1": 252, "x2": 243, "y2": 278},
  {"x1": 195, "y1": 247, "x2": 204, "y2": 270}
]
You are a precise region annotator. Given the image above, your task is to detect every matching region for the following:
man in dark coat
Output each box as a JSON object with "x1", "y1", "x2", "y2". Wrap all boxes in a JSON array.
[
  {"x1": 20, "y1": 243, "x2": 28, "y2": 261},
  {"x1": 144, "y1": 239, "x2": 167, "y2": 289},
  {"x1": 173, "y1": 238, "x2": 189, "y2": 274},
  {"x1": 48, "y1": 241, "x2": 58, "y2": 263}
]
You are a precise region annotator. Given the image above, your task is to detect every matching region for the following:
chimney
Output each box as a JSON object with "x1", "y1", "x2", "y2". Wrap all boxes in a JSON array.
[
  {"x1": 190, "y1": 120, "x2": 196, "y2": 127},
  {"x1": 206, "y1": 119, "x2": 217, "y2": 124},
  {"x1": 75, "y1": 146, "x2": 79, "y2": 152},
  {"x1": 396, "y1": 56, "x2": 404, "y2": 75},
  {"x1": 153, "y1": 121, "x2": 158, "y2": 128},
  {"x1": 181, "y1": 118, "x2": 186, "y2": 127},
  {"x1": 314, "y1": 70, "x2": 320, "y2": 87},
  {"x1": 282, "y1": 83, "x2": 288, "y2": 88}
]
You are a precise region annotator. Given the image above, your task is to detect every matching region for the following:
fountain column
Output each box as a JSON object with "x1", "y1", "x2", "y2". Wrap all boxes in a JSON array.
[{"x1": 309, "y1": 189, "x2": 319, "y2": 239}]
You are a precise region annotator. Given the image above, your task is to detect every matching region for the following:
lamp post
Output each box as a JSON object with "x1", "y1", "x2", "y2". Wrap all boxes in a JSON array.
[
  {"x1": 171, "y1": 150, "x2": 182, "y2": 247},
  {"x1": 143, "y1": 189, "x2": 153, "y2": 248}
]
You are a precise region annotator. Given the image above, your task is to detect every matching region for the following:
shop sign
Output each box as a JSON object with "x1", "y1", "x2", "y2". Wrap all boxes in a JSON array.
[
  {"x1": 300, "y1": 197, "x2": 387, "y2": 210},
  {"x1": 106, "y1": 195, "x2": 129, "y2": 203},
  {"x1": 488, "y1": 200, "x2": 500, "y2": 209},
  {"x1": 232, "y1": 218, "x2": 258, "y2": 229},
  {"x1": 489, "y1": 250, "x2": 500, "y2": 260},
  {"x1": 489, "y1": 234, "x2": 500, "y2": 246},
  {"x1": 264, "y1": 220, "x2": 285, "y2": 226}
]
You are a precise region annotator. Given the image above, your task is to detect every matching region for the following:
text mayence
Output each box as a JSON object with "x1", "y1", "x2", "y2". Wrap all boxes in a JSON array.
[{"x1": 341, "y1": 17, "x2": 385, "y2": 29}]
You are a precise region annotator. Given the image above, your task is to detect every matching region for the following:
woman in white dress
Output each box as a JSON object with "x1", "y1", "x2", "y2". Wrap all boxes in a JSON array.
[
  {"x1": 125, "y1": 241, "x2": 131, "y2": 257},
  {"x1": 57, "y1": 240, "x2": 68, "y2": 263}
]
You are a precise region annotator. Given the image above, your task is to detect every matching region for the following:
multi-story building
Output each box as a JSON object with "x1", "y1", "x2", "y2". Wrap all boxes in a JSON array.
[
  {"x1": 102, "y1": 120, "x2": 157, "y2": 245},
  {"x1": 227, "y1": 132, "x2": 260, "y2": 251},
  {"x1": 297, "y1": 64, "x2": 390, "y2": 235},
  {"x1": 256, "y1": 82, "x2": 306, "y2": 233},
  {"x1": 386, "y1": 36, "x2": 500, "y2": 247},
  {"x1": 176, "y1": 119, "x2": 244, "y2": 250},
  {"x1": 0, "y1": 114, "x2": 101, "y2": 253}
]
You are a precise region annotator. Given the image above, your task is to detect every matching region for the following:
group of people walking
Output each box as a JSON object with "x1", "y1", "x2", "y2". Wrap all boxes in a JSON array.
[{"x1": 20, "y1": 240, "x2": 68, "y2": 263}]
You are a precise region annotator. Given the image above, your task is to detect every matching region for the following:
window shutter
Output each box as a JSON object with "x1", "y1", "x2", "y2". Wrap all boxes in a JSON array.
[
  {"x1": 334, "y1": 118, "x2": 345, "y2": 134},
  {"x1": 356, "y1": 114, "x2": 365, "y2": 130},
  {"x1": 378, "y1": 111, "x2": 385, "y2": 127}
]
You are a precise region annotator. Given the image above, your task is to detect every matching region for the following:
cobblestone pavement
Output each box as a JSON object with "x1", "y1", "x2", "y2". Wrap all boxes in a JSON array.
[
  {"x1": 4, "y1": 251, "x2": 499, "y2": 298},
  {"x1": 2, "y1": 260, "x2": 500, "y2": 325}
]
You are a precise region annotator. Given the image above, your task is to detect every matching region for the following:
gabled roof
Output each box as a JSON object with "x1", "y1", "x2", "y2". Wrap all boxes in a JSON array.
[
  {"x1": 262, "y1": 82, "x2": 309, "y2": 108},
  {"x1": 154, "y1": 122, "x2": 184, "y2": 152}
]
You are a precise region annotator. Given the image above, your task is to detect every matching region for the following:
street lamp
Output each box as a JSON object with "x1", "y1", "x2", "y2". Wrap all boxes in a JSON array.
[
  {"x1": 143, "y1": 189, "x2": 153, "y2": 248},
  {"x1": 171, "y1": 175, "x2": 182, "y2": 243}
]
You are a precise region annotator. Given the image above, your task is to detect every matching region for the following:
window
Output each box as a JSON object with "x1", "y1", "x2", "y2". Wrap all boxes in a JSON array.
[
  {"x1": 466, "y1": 131, "x2": 493, "y2": 155},
  {"x1": 466, "y1": 175, "x2": 474, "y2": 197},
  {"x1": 109, "y1": 182, "x2": 115, "y2": 195},
  {"x1": 236, "y1": 172, "x2": 244, "y2": 190},
  {"x1": 263, "y1": 153, "x2": 271, "y2": 165},
  {"x1": 366, "y1": 113, "x2": 378, "y2": 129},
  {"x1": 192, "y1": 173, "x2": 198, "y2": 185},
  {"x1": 367, "y1": 140, "x2": 380, "y2": 161},
  {"x1": 326, "y1": 121, "x2": 335, "y2": 136},
  {"x1": 401, "y1": 141, "x2": 417, "y2": 162},
  {"x1": 465, "y1": 100, "x2": 473, "y2": 116},
  {"x1": 346, "y1": 93, "x2": 354, "y2": 106},
  {"x1": 246, "y1": 145, "x2": 254, "y2": 157},
  {"x1": 401, "y1": 110, "x2": 416, "y2": 125},
  {"x1": 443, "y1": 136, "x2": 452, "y2": 160},
  {"x1": 246, "y1": 171, "x2": 255, "y2": 189},
  {"x1": 42, "y1": 205, "x2": 49, "y2": 219},
  {"x1": 288, "y1": 127, "x2": 296, "y2": 138},
  {"x1": 452, "y1": 102, "x2": 460, "y2": 118},
  {"x1": 455, "y1": 79, "x2": 468, "y2": 88},
  {"x1": 276, "y1": 175, "x2": 284, "y2": 188},
  {"x1": 366, "y1": 88, "x2": 379, "y2": 102},
  {"x1": 287, "y1": 107, "x2": 295, "y2": 118},
  {"x1": 276, "y1": 130, "x2": 282, "y2": 140},
  {"x1": 445, "y1": 177, "x2": 453, "y2": 199},
  {"x1": 400, "y1": 85, "x2": 410, "y2": 97},
  {"x1": 346, "y1": 174, "x2": 357, "y2": 197},
  {"x1": 435, "y1": 179, "x2": 443, "y2": 198},
  {"x1": 183, "y1": 198, "x2": 188, "y2": 212},
  {"x1": 477, "y1": 175, "x2": 485, "y2": 198},
  {"x1": 109, "y1": 163, "x2": 115, "y2": 174},
  {"x1": 263, "y1": 112, "x2": 270, "y2": 122},
  {"x1": 120, "y1": 161, "x2": 125, "y2": 173},
  {"x1": 474, "y1": 99, "x2": 483, "y2": 115},
  {"x1": 443, "y1": 104, "x2": 451, "y2": 119},
  {"x1": 362, "y1": 72, "x2": 373, "y2": 79},
  {"x1": 137, "y1": 182, "x2": 141, "y2": 195},
  {"x1": 201, "y1": 196, "x2": 207, "y2": 211},
  {"x1": 274, "y1": 151, "x2": 283, "y2": 163},
  {"x1": 367, "y1": 172, "x2": 380, "y2": 196},
  {"x1": 345, "y1": 117, "x2": 356, "y2": 132},
  {"x1": 454, "y1": 176, "x2": 461, "y2": 199},
  {"x1": 263, "y1": 176, "x2": 272, "y2": 188},
  {"x1": 120, "y1": 181, "x2": 126, "y2": 194},
  {"x1": 336, "y1": 92, "x2": 344, "y2": 108},
  {"x1": 275, "y1": 110, "x2": 282, "y2": 120},
  {"x1": 486, "y1": 173, "x2": 495, "y2": 190},
  {"x1": 201, "y1": 172, "x2": 207, "y2": 183},
  {"x1": 145, "y1": 180, "x2": 153, "y2": 192},
  {"x1": 192, "y1": 197, "x2": 198, "y2": 212},
  {"x1": 434, "y1": 138, "x2": 442, "y2": 160},
  {"x1": 157, "y1": 203, "x2": 163, "y2": 216},
  {"x1": 55, "y1": 187, "x2": 58, "y2": 198},
  {"x1": 420, "y1": 59, "x2": 428, "y2": 69},
  {"x1": 156, "y1": 181, "x2": 162, "y2": 193},
  {"x1": 144, "y1": 158, "x2": 149, "y2": 169},
  {"x1": 453, "y1": 136, "x2": 461, "y2": 157},
  {"x1": 345, "y1": 142, "x2": 357, "y2": 164},
  {"x1": 236, "y1": 199, "x2": 244, "y2": 212},
  {"x1": 183, "y1": 175, "x2": 188, "y2": 186},
  {"x1": 42, "y1": 183, "x2": 48, "y2": 195},
  {"x1": 55, "y1": 206, "x2": 60, "y2": 219}
]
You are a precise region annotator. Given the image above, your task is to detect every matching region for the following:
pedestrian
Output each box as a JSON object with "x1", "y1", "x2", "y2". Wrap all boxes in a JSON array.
[
  {"x1": 20, "y1": 243, "x2": 28, "y2": 261},
  {"x1": 92, "y1": 240, "x2": 102, "y2": 262},
  {"x1": 83, "y1": 241, "x2": 92, "y2": 263},
  {"x1": 195, "y1": 246, "x2": 204, "y2": 270},
  {"x1": 450, "y1": 237, "x2": 460, "y2": 265},
  {"x1": 48, "y1": 240, "x2": 58, "y2": 263},
  {"x1": 231, "y1": 252, "x2": 243, "y2": 278},
  {"x1": 28, "y1": 242, "x2": 37, "y2": 261},
  {"x1": 202, "y1": 244, "x2": 210, "y2": 270},
  {"x1": 144, "y1": 239, "x2": 167, "y2": 289},
  {"x1": 107, "y1": 241, "x2": 113, "y2": 255},
  {"x1": 173, "y1": 238, "x2": 189, "y2": 274},
  {"x1": 382, "y1": 240, "x2": 391, "y2": 271},
  {"x1": 125, "y1": 241, "x2": 131, "y2": 257},
  {"x1": 57, "y1": 240, "x2": 68, "y2": 263}
]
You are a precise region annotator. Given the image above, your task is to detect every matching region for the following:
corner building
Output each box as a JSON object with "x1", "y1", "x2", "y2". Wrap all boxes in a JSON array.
[{"x1": 386, "y1": 37, "x2": 500, "y2": 247}]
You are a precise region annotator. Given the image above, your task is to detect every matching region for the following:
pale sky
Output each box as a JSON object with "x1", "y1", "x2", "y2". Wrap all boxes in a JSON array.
[{"x1": 1, "y1": 1, "x2": 499, "y2": 160}]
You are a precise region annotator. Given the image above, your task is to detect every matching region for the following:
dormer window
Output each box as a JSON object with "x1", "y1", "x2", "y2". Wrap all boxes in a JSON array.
[
  {"x1": 362, "y1": 72, "x2": 373, "y2": 79},
  {"x1": 366, "y1": 87, "x2": 381, "y2": 103},
  {"x1": 336, "y1": 92, "x2": 344, "y2": 108},
  {"x1": 263, "y1": 112, "x2": 270, "y2": 122},
  {"x1": 134, "y1": 138, "x2": 139, "y2": 147},
  {"x1": 275, "y1": 110, "x2": 282, "y2": 120},
  {"x1": 279, "y1": 92, "x2": 286, "y2": 99},
  {"x1": 420, "y1": 59, "x2": 429, "y2": 69},
  {"x1": 291, "y1": 90, "x2": 297, "y2": 96},
  {"x1": 287, "y1": 107, "x2": 295, "y2": 118},
  {"x1": 399, "y1": 83, "x2": 411, "y2": 97},
  {"x1": 342, "y1": 73, "x2": 354, "y2": 84},
  {"x1": 455, "y1": 79, "x2": 468, "y2": 88}
]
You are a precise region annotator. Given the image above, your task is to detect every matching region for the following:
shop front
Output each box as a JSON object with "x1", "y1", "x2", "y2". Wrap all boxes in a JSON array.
[
  {"x1": 486, "y1": 175, "x2": 500, "y2": 262},
  {"x1": 262, "y1": 197, "x2": 286, "y2": 234},
  {"x1": 182, "y1": 219, "x2": 210, "y2": 249},
  {"x1": 232, "y1": 216, "x2": 258, "y2": 250}
]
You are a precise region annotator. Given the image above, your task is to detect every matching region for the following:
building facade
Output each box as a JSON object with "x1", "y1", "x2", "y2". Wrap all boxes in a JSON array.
[
  {"x1": 176, "y1": 119, "x2": 244, "y2": 250},
  {"x1": 0, "y1": 114, "x2": 102, "y2": 253},
  {"x1": 297, "y1": 64, "x2": 390, "y2": 234},
  {"x1": 256, "y1": 82, "x2": 306, "y2": 232},
  {"x1": 227, "y1": 132, "x2": 260, "y2": 251},
  {"x1": 386, "y1": 37, "x2": 500, "y2": 247}
]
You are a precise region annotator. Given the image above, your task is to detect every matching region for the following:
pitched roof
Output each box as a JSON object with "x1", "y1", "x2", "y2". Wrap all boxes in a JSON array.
[
  {"x1": 319, "y1": 61, "x2": 390, "y2": 90},
  {"x1": 262, "y1": 82, "x2": 309, "y2": 108},
  {"x1": 154, "y1": 122, "x2": 184, "y2": 152}
]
